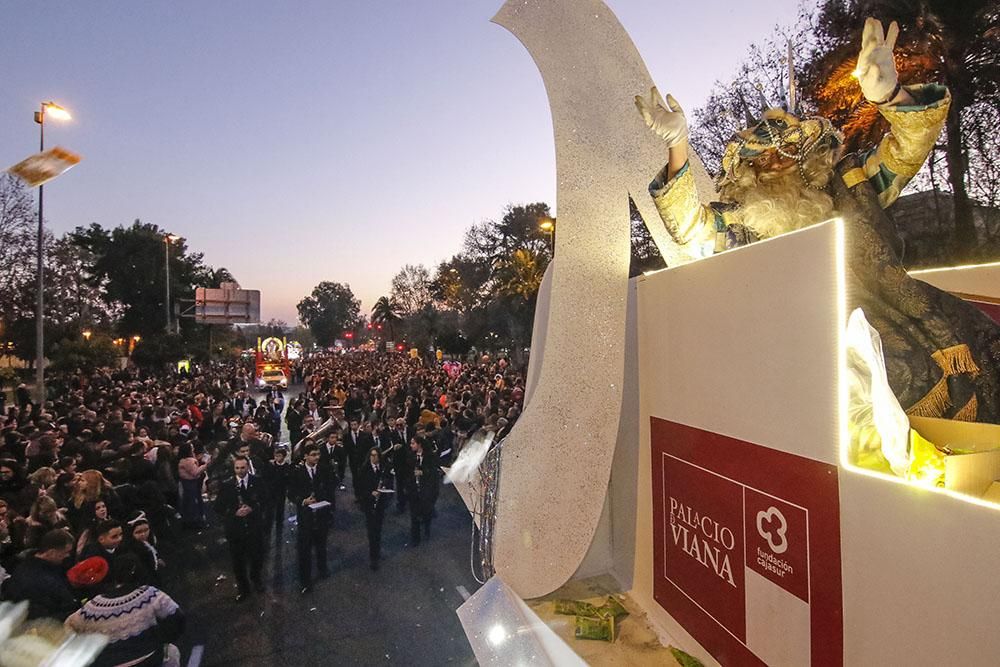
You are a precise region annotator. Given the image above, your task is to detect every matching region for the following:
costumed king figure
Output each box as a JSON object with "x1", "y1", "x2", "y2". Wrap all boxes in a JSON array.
[{"x1": 636, "y1": 18, "x2": 1000, "y2": 423}]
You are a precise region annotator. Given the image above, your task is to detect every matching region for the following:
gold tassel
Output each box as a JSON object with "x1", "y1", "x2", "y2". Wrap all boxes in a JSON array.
[
  {"x1": 931, "y1": 344, "x2": 981, "y2": 377},
  {"x1": 952, "y1": 395, "x2": 979, "y2": 422},
  {"x1": 905, "y1": 375, "x2": 951, "y2": 418}
]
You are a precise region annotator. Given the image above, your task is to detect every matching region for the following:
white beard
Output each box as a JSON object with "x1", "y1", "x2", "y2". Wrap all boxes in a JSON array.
[{"x1": 736, "y1": 171, "x2": 837, "y2": 240}]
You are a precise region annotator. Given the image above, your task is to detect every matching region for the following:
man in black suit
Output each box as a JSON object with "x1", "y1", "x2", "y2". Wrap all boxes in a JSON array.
[
  {"x1": 213, "y1": 455, "x2": 266, "y2": 600},
  {"x1": 287, "y1": 444, "x2": 335, "y2": 593},
  {"x1": 285, "y1": 400, "x2": 305, "y2": 446},
  {"x1": 404, "y1": 436, "x2": 439, "y2": 546},
  {"x1": 318, "y1": 429, "x2": 346, "y2": 489},
  {"x1": 436, "y1": 418, "x2": 456, "y2": 466},
  {"x1": 356, "y1": 447, "x2": 390, "y2": 570},
  {"x1": 343, "y1": 418, "x2": 373, "y2": 500},
  {"x1": 266, "y1": 446, "x2": 293, "y2": 541},
  {"x1": 389, "y1": 418, "x2": 411, "y2": 513}
]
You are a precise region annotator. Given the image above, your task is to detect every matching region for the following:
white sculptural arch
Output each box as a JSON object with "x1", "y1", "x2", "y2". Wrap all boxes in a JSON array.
[{"x1": 488, "y1": 0, "x2": 716, "y2": 598}]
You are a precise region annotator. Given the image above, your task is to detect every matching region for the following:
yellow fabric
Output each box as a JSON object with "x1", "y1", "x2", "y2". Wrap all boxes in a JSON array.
[
  {"x1": 842, "y1": 167, "x2": 868, "y2": 189},
  {"x1": 650, "y1": 165, "x2": 716, "y2": 246},
  {"x1": 907, "y1": 428, "x2": 946, "y2": 486},
  {"x1": 870, "y1": 85, "x2": 951, "y2": 207},
  {"x1": 877, "y1": 87, "x2": 951, "y2": 179}
]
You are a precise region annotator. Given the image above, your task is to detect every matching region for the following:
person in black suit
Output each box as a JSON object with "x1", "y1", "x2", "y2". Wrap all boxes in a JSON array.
[
  {"x1": 213, "y1": 455, "x2": 265, "y2": 600},
  {"x1": 356, "y1": 447, "x2": 391, "y2": 570},
  {"x1": 389, "y1": 418, "x2": 411, "y2": 513},
  {"x1": 285, "y1": 400, "x2": 305, "y2": 446},
  {"x1": 404, "y1": 436, "x2": 439, "y2": 546},
  {"x1": 436, "y1": 418, "x2": 455, "y2": 466},
  {"x1": 266, "y1": 446, "x2": 293, "y2": 541},
  {"x1": 318, "y1": 429, "x2": 346, "y2": 489},
  {"x1": 343, "y1": 418, "x2": 374, "y2": 501},
  {"x1": 287, "y1": 444, "x2": 335, "y2": 593}
]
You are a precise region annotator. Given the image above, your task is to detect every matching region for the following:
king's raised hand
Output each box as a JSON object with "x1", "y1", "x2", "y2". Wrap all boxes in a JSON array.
[
  {"x1": 857, "y1": 17, "x2": 900, "y2": 104},
  {"x1": 635, "y1": 87, "x2": 688, "y2": 148}
]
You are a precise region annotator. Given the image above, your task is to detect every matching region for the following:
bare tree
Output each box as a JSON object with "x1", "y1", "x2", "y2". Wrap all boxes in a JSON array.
[
  {"x1": 390, "y1": 264, "x2": 433, "y2": 316},
  {"x1": 0, "y1": 174, "x2": 36, "y2": 325}
]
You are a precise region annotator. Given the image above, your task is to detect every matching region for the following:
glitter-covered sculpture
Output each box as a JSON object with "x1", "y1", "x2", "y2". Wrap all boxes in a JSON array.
[{"x1": 637, "y1": 18, "x2": 1000, "y2": 422}]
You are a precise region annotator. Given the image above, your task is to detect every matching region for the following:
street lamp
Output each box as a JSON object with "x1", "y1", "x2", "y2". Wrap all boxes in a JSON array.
[
  {"x1": 539, "y1": 216, "x2": 556, "y2": 255},
  {"x1": 33, "y1": 101, "x2": 72, "y2": 403},
  {"x1": 164, "y1": 234, "x2": 180, "y2": 333},
  {"x1": 82, "y1": 330, "x2": 92, "y2": 342}
]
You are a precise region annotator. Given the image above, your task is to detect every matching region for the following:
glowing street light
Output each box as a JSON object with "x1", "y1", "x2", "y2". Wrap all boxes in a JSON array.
[
  {"x1": 33, "y1": 100, "x2": 72, "y2": 402},
  {"x1": 538, "y1": 216, "x2": 556, "y2": 255},
  {"x1": 82, "y1": 330, "x2": 92, "y2": 341}
]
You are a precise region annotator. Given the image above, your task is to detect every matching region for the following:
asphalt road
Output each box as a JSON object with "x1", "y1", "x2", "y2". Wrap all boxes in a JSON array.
[{"x1": 161, "y1": 387, "x2": 481, "y2": 666}]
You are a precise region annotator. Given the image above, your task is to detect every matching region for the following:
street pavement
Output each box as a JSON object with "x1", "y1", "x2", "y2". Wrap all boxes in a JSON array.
[{"x1": 163, "y1": 388, "x2": 481, "y2": 666}]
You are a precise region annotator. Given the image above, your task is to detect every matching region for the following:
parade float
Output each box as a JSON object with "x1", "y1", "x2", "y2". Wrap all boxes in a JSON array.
[
  {"x1": 255, "y1": 336, "x2": 290, "y2": 389},
  {"x1": 453, "y1": 2, "x2": 1000, "y2": 665}
]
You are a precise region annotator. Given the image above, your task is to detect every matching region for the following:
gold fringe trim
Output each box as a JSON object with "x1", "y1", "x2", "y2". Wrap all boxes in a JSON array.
[
  {"x1": 953, "y1": 394, "x2": 979, "y2": 422},
  {"x1": 905, "y1": 375, "x2": 951, "y2": 418},
  {"x1": 931, "y1": 344, "x2": 980, "y2": 377}
]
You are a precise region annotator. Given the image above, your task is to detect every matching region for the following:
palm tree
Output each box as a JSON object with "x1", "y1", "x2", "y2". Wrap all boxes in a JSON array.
[
  {"x1": 494, "y1": 248, "x2": 546, "y2": 300},
  {"x1": 803, "y1": 0, "x2": 1000, "y2": 256},
  {"x1": 371, "y1": 296, "x2": 402, "y2": 341}
]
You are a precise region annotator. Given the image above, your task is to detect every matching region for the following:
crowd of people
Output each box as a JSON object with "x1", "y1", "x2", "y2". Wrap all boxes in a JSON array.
[{"x1": 0, "y1": 349, "x2": 524, "y2": 665}]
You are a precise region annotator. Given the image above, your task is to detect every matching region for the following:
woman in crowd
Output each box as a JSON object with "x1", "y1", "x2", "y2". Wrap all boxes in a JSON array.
[
  {"x1": 23, "y1": 495, "x2": 69, "y2": 550},
  {"x1": 69, "y1": 470, "x2": 120, "y2": 531},
  {"x1": 122, "y1": 511, "x2": 162, "y2": 586},
  {"x1": 0, "y1": 459, "x2": 37, "y2": 516},
  {"x1": 47, "y1": 471, "x2": 78, "y2": 510},
  {"x1": 28, "y1": 467, "x2": 57, "y2": 495},
  {"x1": 0, "y1": 498, "x2": 25, "y2": 570},
  {"x1": 75, "y1": 499, "x2": 111, "y2": 556}
]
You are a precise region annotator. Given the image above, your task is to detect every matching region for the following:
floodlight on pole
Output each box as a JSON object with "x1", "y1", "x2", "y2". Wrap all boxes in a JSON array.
[
  {"x1": 33, "y1": 100, "x2": 72, "y2": 403},
  {"x1": 164, "y1": 234, "x2": 181, "y2": 333},
  {"x1": 538, "y1": 216, "x2": 556, "y2": 255}
]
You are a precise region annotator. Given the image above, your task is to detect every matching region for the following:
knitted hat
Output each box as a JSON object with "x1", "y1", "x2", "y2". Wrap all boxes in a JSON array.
[{"x1": 67, "y1": 557, "x2": 109, "y2": 588}]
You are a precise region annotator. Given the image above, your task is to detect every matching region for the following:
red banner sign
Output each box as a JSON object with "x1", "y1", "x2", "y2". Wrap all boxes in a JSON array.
[{"x1": 651, "y1": 418, "x2": 842, "y2": 666}]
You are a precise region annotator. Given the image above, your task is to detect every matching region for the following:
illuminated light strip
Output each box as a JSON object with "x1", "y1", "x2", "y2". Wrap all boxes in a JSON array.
[
  {"x1": 908, "y1": 260, "x2": 1000, "y2": 275},
  {"x1": 640, "y1": 217, "x2": 849, "y2": 280},
  {"x1": 837, "y1": 222, "x2": 1000, "y2": 512},
  {"x1": 834, "y1": 218, "x2": 850, "y2": 481}
]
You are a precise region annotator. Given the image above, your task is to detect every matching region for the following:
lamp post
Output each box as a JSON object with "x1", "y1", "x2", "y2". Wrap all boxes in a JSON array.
[
  {"x1": 33, "y1": 101, "x2": 71, "y2": 403},
  {"x1": 539, "y1": 217, "x2": 556, "y2": 256},
  {"x1": 164, "y1": 234, "x2": 180, "y2": 333},
  {"x1": 82, "y1": 330, "x2": 92, "y2": 342}
]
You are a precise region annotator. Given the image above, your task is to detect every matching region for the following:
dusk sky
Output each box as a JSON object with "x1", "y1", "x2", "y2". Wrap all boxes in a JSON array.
[{"x1": 2, "y1": 0, "x2": 801, "y2": 323}]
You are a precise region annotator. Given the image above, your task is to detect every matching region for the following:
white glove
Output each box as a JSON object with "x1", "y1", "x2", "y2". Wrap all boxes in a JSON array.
[
  {"x1": 635, "y1": 87, "x2": 688, "y2": 148},
  {"x1": 857, "y1": 17, "x2": 899, "y2": 104}
]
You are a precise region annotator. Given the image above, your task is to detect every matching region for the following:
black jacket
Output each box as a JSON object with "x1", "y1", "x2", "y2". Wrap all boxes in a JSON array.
[
  {"x1": 343, "y1": 430, "x2": 374, "y2": 467},
  {"x1": 403, "y1": 449, "x2": 440, "y2": 506},
  {"x1": 287, "y1": 463, "x2": 336, "y2": 521},
  {"x1": 213, "y1": 474, "x2": 265, "y2": 537},
  {"x1": 356, "y1": 462, "x2": 391, "y2": 514},
  {"x1": 3, "y1": 553, "x2": 79, "y2": 620}
]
